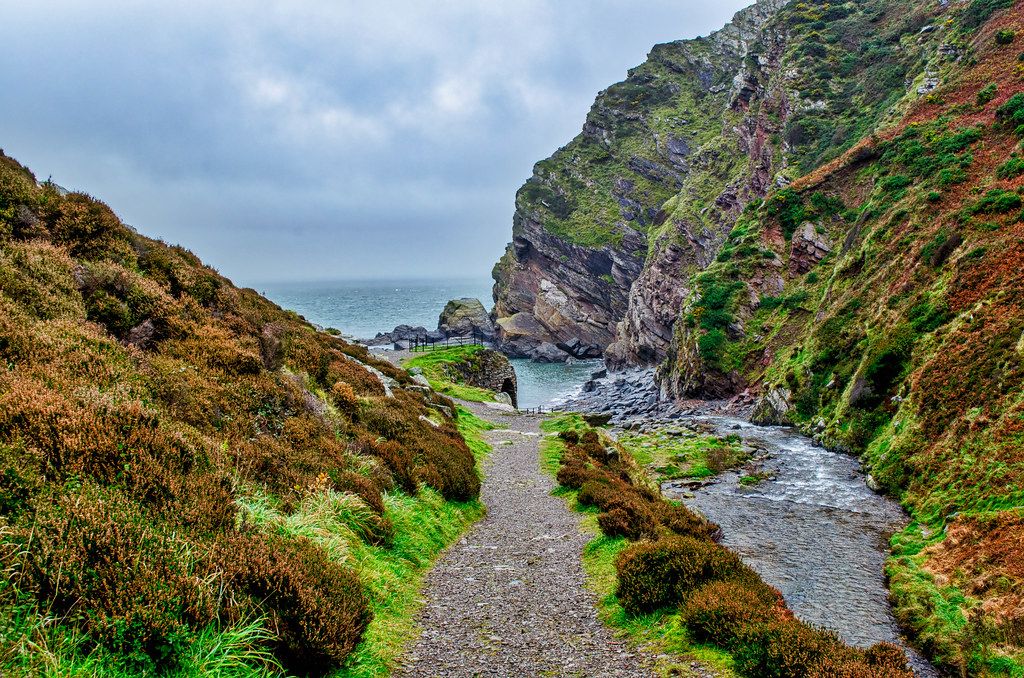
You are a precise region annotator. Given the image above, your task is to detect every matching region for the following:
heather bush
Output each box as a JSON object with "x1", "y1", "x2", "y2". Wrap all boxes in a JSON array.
[
  {"x1": 556, "y1": 458, "x2": 597, "y2": 489},
  {"x1": 361, "y1": 392, "x2": 479, "y2": 501},
  {"x1": 0, "y1": 149, "x2": 502, "y2": 673},
  {"x1": 17, "y1": 487, "x2": 218, "y2": 669},
  {"x1": 658, "y1": 502, "x2": 719, "y2": 540},
  {"x1": 0, "y1": 241, "x2": 84, "y2": 321},
  {"x1": 352, "y1": 435, "x2": 418, "y2": 496},
  {"x1": 733, "y1": 619, "x2": 843, "y2": 678},
  {"x1": 681, "y1": 580, "x2": 785, "y2": 648},
  {"x1": 598, "y1": 507, "x2": 653, "y2": 540},
  {"x1": 48, "y1": 192, "x2": 136, "y2": 263},
  {"x1": 215, "y1": 532, "x2": 371, "y2": 675},
  {"x1": 615, "y1": 536, "x2": 756, "y2": 615}
]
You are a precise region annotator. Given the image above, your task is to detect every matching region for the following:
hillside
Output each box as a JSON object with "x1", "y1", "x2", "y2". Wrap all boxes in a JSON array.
[
  {"x1": 0, "y1": 151, "x2": 485, "y2": 675},
  {"x1": 492, "y1": 0, "x2": 941, "y2": 362},
  {"x1": 494, "y1": 0, "x2": 1024, "y2": 673}
]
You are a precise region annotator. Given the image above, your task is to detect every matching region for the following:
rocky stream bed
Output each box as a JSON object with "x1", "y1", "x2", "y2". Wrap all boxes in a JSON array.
[{"x1": 564, "y1": 371, "x2": 939, "y2": 677}]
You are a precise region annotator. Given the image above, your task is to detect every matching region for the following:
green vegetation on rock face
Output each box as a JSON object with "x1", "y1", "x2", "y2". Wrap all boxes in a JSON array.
[
  {"x1": 403, "y1": 345, "x2": 497, "y2": 403},
  {"x1": 654, "y1": 2, "x2": 1024, "y2": 672},
  {"x1": 0, "y1": 150, "x2": 490, "y2": 676}
]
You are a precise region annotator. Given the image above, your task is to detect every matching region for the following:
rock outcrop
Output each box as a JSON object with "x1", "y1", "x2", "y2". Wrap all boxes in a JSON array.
[
  {"x1": 445, "y1": 349, "x2": 518, "y2": 407},
  {"x1": 492, "y1": 0, "x2": 789, "y2": 363},
  {"x1": 438, "y1": 298, "x2": 495, "y2": 339}
]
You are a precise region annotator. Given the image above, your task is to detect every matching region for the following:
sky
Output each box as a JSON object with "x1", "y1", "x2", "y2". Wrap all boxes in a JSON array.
[{"x1": 0, "y1": 1, "x2": 751, "y2": 286}]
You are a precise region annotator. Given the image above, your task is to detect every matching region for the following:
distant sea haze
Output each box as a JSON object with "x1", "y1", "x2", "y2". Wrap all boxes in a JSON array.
[
  {"x1": 261, "y1": 278, "x2": 493, "y2": 340},
  {"x1": 260, "y1": 277, "x2": 602, "y2": 409}
]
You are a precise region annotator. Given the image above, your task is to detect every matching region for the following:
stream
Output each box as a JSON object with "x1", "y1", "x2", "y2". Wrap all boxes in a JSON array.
[{"x1": 660, "y1": 416, "x2": 938, "y2": 676}]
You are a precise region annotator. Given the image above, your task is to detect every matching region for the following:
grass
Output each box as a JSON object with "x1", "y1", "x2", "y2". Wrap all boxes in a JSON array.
[
  {"x1": 539, "y1": 415, "x2": 737, "y2": 676},
  {"x1": 0, "y1": 406, "x2": 497, "y2": 678},
  {"x1": 331, "y1": 406, "x2": 494, "y2": 676},
  {"x1": 233, "y1": 406, "x2": 494, "y2": 677},
  {"x1": 403, "y1": 346, "x2": 497, "y2": 403},
  {"x1": 618, "y1": 428, "x2": 746, "y2": 480},
  {"x1": 0, "y1": 587, "x2": 283, "y2": 677}
]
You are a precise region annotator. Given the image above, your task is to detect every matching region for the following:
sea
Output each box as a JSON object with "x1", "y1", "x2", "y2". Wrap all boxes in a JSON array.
[{"x1": 260, "y1": 278, "x2": 600, "y2": 409}]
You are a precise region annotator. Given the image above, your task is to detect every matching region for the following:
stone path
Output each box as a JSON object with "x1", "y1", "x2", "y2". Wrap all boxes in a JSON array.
[{"x1": 396, "y1": 402, "x2": 655, "y2": 677}]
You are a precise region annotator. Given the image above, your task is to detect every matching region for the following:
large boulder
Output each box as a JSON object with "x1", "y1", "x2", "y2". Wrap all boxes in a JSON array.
[
  {"x1": 532, "y1": 342, "x2": 568, "y2": 363},
  {"x1": 438, "y1": 298, "x2": 496, "y2": 339}
]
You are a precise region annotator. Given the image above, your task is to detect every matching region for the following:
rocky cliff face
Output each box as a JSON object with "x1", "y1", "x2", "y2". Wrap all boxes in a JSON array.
[
  {"x1": 495, "y1": 0, "x2": 941, "y2": 365},
  {"x1": 495, "y1": 0, "x2": 1024, "y2": 669},
  {"x1": 492, "y1": 0, "x2": 787, "y2": 360}
]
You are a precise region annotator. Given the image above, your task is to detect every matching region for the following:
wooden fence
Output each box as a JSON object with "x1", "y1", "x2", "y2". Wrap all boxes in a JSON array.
[{"x1": 409, "y1": 329, "x2": 486, "y2": 353}]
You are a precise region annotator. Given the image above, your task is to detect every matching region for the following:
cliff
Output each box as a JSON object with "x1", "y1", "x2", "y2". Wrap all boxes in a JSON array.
[
  {"x1": 494, "y1": 0, "x2": 1024, "y2": 671},
  {"x1": 492, "y1": 0, "x2": 787, "y2": 360}
]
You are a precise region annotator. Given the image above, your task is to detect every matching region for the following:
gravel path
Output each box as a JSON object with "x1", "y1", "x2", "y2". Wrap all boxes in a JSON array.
[{"x1": 397, "y1": 402, "x2": 655, "y2": 677}]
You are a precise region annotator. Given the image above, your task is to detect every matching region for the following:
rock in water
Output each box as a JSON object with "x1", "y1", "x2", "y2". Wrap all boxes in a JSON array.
[{"x1": 438, "y1": 298, "x2": 496, "y2": 339}]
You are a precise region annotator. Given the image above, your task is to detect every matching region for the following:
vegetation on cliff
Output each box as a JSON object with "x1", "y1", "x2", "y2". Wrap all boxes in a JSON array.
[
  {"x1": 656, "y1": 2, "x2": 1024, "y2": 673},
  {"x1": 0, "y1": 151, "x2": 488, "y2": 676},
  {"x1": 499, "y1": 0, "x2": 1024, "y2": 672}
]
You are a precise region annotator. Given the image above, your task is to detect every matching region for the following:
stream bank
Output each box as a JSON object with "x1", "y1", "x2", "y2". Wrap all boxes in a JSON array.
[{"x1": 563, "y1": 372, "x2": 939, "y2": 677}]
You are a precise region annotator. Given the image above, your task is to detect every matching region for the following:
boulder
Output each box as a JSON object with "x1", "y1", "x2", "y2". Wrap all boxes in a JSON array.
[
  {"x1": 532, "y1": 342, "x2": 568, "y2": 363},
  {"x1": 438, "y1": 298, "x2": 496, "y2": 339},
  {"x1": 750, "y1": 386, "x2": 793, "y2": 425}
]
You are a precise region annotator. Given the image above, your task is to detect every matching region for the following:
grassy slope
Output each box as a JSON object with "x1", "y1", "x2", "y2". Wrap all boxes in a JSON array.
[
  {"x1": 403, "y1": 346, "x2": 497, "y2": 403},
  {"x1": 0, "y1": 151, "x2": 492, "y2": 676},
  {"x1": 659, "y1": 2, "x2": 1024, "y2": 673}
]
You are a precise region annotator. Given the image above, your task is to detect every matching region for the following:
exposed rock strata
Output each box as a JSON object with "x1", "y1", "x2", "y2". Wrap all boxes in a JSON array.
[{"x1": 492, "y1": 0, "x2": 788, "y2": 362}]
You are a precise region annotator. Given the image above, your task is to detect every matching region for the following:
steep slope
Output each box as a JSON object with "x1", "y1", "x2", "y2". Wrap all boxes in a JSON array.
[
  {"x1": 0, "y1": 152, "x2": 481, "y2": 675},
  {"x1": 492, "y1": 0, "x2": 939, "y2": 362},
  {"x1": 492, "y1": 0, "x2": 786, "y2": 360},
  {"x1": 655, "y1": 1, "x2": 1024, "y2": 673}
]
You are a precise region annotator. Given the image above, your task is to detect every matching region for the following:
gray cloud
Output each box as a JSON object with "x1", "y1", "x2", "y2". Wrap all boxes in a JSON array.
[{"x1": 0, "y1": 0, "x2": 751, "y2": 284}]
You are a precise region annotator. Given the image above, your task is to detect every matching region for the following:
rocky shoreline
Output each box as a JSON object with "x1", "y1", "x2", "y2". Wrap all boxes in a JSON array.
[{"x1": 560, "y1": 367, "x2": 744, "y2": 427}]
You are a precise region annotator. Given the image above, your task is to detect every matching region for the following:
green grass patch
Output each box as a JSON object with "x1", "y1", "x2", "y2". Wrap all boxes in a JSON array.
[
  {"x1": 403, "y1": 346, "x2": 496, "y2": 403},
  {"x1": 618, "y1": 428, "x2": 747, "y2": 480}
]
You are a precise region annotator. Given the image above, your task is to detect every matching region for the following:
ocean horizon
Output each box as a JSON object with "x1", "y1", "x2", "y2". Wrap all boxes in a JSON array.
[{"x1": 261, "y1": 277, "x2": 494, "y2": 341}]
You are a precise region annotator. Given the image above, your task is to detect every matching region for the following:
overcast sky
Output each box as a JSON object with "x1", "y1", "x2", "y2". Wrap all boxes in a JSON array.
[{"x1": 1, "y1": 1, "x2": 751, "y2": 286}]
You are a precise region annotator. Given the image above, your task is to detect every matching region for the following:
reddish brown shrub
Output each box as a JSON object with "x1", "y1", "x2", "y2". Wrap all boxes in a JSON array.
[
  {"x1": 615, "y1": 536, "x2": 758, "y2": 615},
  {"x1": 556, "y1": 460, "x2": 596, "y2": 489},
  {"x1": 332, "y1": 381, "x2": 360, "y2": 416},
  {"x1": 19, "y1": 487, "x2": 217, "y2": 665},
  {"x1": 48, "y1": 192, "x2": 135, "y2": 263},
  {"x1": 558, "y1": 430, "x2": 581, "y2": 445},
  {"x1": 360, "y1": 392, "x2": 479, "y2": 501},
  {"x1": 599, "y1": 507, "x2": 651, "y2": 540},
  {"x1": 733, "y1": 619, "x2": 844, "y2": 678},
  {"x1": 331, "y1": 470, "x2": 386, "y2": 515},
  {"x1": 681, "y1": 580, "x2": 785, "y2": 647},
  {"x1": 353, "y1": 435, "x2": 417, "y2": 496},
  {"x1": 658, "y1": 502, "x2": 719, "y2": 540},
  {"x1": 215, "y1": 532, "x2": 371, "y2": 674}
]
